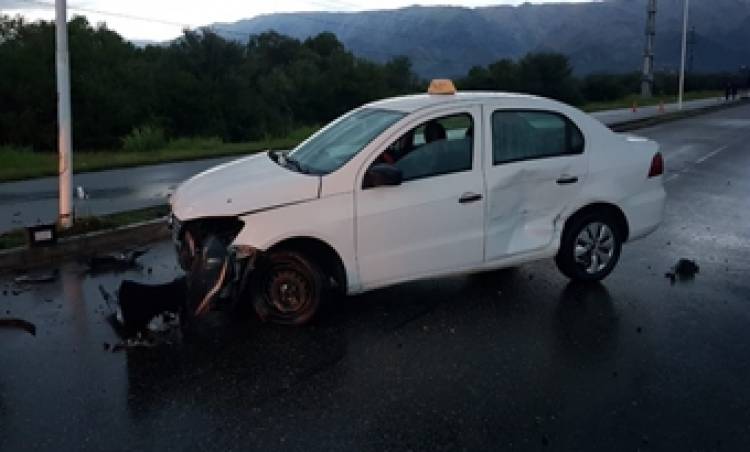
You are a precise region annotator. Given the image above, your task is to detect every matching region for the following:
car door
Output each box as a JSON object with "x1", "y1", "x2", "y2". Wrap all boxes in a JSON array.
[
  {"x1": 355, "y1": 107, "x2": 485, "y2": 288},
  {"x1": 483, "y1": 108, "x2": 588, "y2": 261}
]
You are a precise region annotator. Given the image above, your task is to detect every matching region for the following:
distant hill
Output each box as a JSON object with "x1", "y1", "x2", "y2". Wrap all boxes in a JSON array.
[{"x1": 212, "y1": 0, "x2": 750, "y2": 77}]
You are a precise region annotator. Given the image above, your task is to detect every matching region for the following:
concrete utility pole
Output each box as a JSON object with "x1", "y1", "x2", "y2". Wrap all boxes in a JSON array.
[
  {"x1": 641, "y1": 0, "x2": 657, "y2": 98},
  {"x1": 678, "y1": 0, "x2": 689, "y2": 110},
  {"x1": 687, "y1": 26, "x2": 696, "y2": 73},
  {"x1": 56, "y1": 0, "x2": 73, "y2": 228}
]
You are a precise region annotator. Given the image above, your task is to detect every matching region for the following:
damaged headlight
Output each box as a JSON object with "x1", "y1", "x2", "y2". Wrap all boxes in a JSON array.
[{"x1": 172, "y1": 216, "x2": 244, "y2": 272}]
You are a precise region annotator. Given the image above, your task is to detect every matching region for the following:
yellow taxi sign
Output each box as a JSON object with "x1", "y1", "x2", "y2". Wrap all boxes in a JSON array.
[{"x1": 427, "y1": 79, "x2": 456, "y2": 95}]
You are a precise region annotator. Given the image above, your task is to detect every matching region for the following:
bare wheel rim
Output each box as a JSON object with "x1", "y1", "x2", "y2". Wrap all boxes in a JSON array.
[
  {"x1": 574, "y1": 221, "x2": 615, "y2": 275},
  {"x1": 265, "y1": 267, "x2": 312, "y2": 315}
]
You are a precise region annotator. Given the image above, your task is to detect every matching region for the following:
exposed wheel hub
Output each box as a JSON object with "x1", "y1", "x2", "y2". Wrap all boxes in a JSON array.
[{"x1": 268, "y1": 270, "x2": 310, "y2": 313}]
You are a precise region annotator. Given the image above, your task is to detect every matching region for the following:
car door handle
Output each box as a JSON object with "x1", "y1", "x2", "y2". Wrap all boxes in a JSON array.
[
  {"x1": 556, "y1": 176, "x2": 579, "y2": 185},
  {"x1": 458, "y1": 192, "x2": 483, "y2": 204}
]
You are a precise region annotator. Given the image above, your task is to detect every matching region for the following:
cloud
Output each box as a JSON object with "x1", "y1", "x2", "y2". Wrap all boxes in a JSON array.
[
  {"x1": 0, "y1": 0, "x2": 38, "y2": 8},
  {"x1": 2, "y1": 0, "x2": 595, "y2": 40}
]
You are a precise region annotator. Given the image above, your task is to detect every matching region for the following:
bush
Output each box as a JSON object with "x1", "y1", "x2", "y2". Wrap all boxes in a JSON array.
[
  {"x1": 165, "y1": 136, "x2": 223, "y2": 151},
  {"x1": 582, "y1": 73, "x2": 628, "y2": 102},
  {"x1": 121, "y1": 125, "x2": 167, "y2": 152}
]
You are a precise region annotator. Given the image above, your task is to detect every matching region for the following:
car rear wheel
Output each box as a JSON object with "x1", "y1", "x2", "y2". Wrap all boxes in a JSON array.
[
  {"x1": 251, "y1": 250, "x2": 323, "y2": 325},
  {"x1": 555, "y1": 213, "x2": 622, "y2": 282}
]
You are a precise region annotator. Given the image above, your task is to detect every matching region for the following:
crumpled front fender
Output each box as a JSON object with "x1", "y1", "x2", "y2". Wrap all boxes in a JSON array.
[{"x1": 185, "y1": 238, "x2": 260, "y2": 318}]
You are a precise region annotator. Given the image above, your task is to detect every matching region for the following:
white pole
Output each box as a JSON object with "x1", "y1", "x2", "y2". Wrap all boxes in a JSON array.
[
  {"x1": 56, "y1": 0, "x2": 73, "y2": 228},
  {"x1": 678, "y1": 0, "x2": 689, "y2": 110}
]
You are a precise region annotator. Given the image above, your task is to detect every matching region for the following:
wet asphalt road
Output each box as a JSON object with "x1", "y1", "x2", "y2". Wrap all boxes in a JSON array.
[
  {"x1": 0, "y1": 97, "x2": 738, "y2": 233},
  {"x1": 1, "y1": 103, "x2": 750, "y2": 451}
]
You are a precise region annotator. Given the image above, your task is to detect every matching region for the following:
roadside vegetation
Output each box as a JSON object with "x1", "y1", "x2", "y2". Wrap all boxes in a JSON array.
[
  {"x1": 0, "y1": 14, "x2": 739, "y2": 182},
  {"x1": 582, "y1": 90, "x2": 723, "y2": 112},
  {"x1": 0, "y1": 86, "x2": 728, "y2": 182},
  {"x1": 0, "y1": 127, "x2": 314, "y2": 181}
]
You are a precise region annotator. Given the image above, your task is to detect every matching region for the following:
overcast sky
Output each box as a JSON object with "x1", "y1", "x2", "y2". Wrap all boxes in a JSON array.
[{"x1": 1, "y1": 0, "x2": 594, "y2": 40}]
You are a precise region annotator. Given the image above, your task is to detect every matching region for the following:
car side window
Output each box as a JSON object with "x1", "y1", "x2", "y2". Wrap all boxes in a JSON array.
[
  {"x1": 492, "y1": 110, "x2": 584, "y2": 165},
  {"x1": 368, "y1": 113, "x2": 473, "y2": 184}
]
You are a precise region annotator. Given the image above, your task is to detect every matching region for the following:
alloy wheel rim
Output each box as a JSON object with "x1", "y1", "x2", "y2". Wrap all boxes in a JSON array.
[{"x1": 574, "y1": 222, "x2": 615, "y2": 275}]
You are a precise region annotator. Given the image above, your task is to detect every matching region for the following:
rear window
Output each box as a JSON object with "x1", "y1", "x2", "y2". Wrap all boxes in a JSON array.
[{"x1": 492, "y1": 110, "x2": 584, "y2": 165}]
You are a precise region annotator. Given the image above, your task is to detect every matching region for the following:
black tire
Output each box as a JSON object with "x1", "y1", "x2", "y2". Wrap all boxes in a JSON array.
[
  {"x1": 555, "y1": 212, "x2": 622, "y2": 282},
  {"x1": 250, "y1": 250, "x2": 323, "y2": 325}
]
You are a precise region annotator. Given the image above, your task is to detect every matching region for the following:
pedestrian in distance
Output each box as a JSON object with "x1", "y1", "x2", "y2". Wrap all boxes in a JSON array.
[{"x1": 725, "y1": 82, "x2": 731, "y2": 101}]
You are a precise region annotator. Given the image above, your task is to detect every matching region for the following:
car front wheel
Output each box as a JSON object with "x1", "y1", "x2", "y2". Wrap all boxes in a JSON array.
[
  {"x1": 250, "y1": 250, "x2": 323, "y2": 325},
  {"x1": 555, "y1": 213, "x2": 622, "y2": 282}
]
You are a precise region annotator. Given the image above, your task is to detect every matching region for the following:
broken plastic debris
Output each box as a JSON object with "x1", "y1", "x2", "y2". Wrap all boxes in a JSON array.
[
  {"x1": 88, "y1": 249, "x2": 149, "y2": 273},
  {"x1": 147, "y1": 312, "x2": 181, "y2": 333},
  {"x1": 98, "y1": 284, "x2": 113, "y2": 304},
  {"x1": 14, "y1": 269, "x2": 59, "y2": 284},
  {"x1": 113, "y1": 277, "x2": 186, "y2": 337},
  {"x1": 110, "y1": 335, "x2": 158, "y2": 353},
  {"x1": 0, "y1": 318, "x2": 36, "y2": 336},
  {"x1": 665, "y1": 258, "x2": 700, "y2": 283}
]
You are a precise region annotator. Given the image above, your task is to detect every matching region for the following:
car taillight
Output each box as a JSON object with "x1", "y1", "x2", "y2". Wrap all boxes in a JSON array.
[{"x1": 648, "y1": 152, "x2": 664, "y2": 178}]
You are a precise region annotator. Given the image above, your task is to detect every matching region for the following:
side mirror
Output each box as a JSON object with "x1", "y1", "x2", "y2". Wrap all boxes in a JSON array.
[{"x1": 363, "y1": 163, "x2": 403, "y2": 188}]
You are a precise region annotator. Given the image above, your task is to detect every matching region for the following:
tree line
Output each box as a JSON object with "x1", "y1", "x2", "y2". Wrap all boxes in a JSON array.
[
  {"x1": 0, "y1": 15, "x2": 735, "y2": 152},
  {"x1": 458, "y1": 54, "x2": 737, "y2": 105}
]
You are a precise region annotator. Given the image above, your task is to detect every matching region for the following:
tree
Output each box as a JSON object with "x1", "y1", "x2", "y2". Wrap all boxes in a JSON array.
[{"x1": 518, "y1": 52, "x2": 582, "y2": 105}]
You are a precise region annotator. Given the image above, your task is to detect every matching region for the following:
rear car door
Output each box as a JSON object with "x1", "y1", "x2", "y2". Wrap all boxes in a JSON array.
[
  {"x1": 355, "y1": 106, "x2": 485, "y2": 288},
  {"x1": 483, "y1": 108, "x2": 588, "y2": 261}
]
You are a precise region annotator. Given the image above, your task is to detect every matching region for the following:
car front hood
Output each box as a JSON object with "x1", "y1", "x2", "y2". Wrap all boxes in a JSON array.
[{"x1": 171, "y1": 152, "x2": 320, "y2": 220}]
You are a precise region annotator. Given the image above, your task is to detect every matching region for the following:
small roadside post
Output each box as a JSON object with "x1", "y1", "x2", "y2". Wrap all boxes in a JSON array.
[{"x1": 56, "y1": 0, "x2": 73, "y2": 229}]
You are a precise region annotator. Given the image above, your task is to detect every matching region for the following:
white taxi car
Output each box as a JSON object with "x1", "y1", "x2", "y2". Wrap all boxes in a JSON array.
[{"x1": 169, "y1": 80, "x2": 665, "y2": 324}]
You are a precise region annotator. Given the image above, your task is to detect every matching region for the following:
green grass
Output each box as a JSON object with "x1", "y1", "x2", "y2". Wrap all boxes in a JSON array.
[
  {"x1": 0, "y1": 205, "x2": 169, "y2": 251},
  {"x1": 582, "y1": 90, "x2": 723, "y2": 112},
  {"x1": 0, "y1": 230, "x2": 25, "y2": 250},
  {"x1": 0, "y1": 126, "x2": 317, "y2": 182}
]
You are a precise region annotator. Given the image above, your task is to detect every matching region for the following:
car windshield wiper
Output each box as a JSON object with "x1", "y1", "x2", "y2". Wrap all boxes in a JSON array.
[
  {"x1": 269, "y1": 150, "x2": 283, "y2": 164},
  {"x1": 284, "y1": 155, "x2": 309, "y2": 174}
]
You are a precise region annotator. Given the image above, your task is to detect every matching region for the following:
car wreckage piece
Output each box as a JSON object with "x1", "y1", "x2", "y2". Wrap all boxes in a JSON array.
[
  {"x1": 174, "y1": 216, "x2": 259, "y2": 313},
  {"x1": 115, "y1": 231, "x2": 258, "y2": 334},
  {"x1": 184, "y1": 234, "x2": 260, "y2": 319}
]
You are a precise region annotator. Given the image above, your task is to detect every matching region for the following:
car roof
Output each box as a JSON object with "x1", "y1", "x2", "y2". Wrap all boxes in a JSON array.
[{"x1": 366, "y1": 91, "x2": 553, "y2": 113}]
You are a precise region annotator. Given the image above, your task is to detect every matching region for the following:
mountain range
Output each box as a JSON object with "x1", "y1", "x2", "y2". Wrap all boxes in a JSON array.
[{"x1": 211, "y1": 0, "x2": 750, "y2": 77}]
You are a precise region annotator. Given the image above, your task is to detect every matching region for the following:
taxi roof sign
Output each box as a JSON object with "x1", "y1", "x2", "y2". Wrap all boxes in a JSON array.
[{"x1": 427, "y1": 79, "x2": 456, "y2": 95}]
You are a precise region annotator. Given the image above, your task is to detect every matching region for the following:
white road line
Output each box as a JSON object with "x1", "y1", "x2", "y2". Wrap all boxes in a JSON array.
[
  {"x1": 664, "y1": 144, "x2": 696, "y2": 163},
  {"x1": 666, "y1": 140, "x2": 737, "y2": 184},
  {"x1": 695, "y1": 145, "x2": 729, "y2": 164}
]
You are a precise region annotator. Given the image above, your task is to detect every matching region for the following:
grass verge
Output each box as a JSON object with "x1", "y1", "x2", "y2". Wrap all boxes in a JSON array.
[
  {"x1": 582, "y1": 90, "x2": 722, "y2": 112},
  {"x1": 0, "y1": 126, "x2": 316, "y2": 182},
  {"x1": 0, "y1": 205, "x2": 169, "y2": 251}
]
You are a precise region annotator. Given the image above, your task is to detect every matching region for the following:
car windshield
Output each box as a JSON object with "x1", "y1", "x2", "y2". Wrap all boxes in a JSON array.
[{"x1": 286, "y1": 108, "x2": 406, "y2": 174}]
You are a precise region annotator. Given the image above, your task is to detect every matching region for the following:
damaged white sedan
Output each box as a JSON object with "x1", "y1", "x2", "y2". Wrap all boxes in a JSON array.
[{"x1": 169, "y1": 80, "x2": 666, "y2": 324}]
